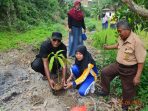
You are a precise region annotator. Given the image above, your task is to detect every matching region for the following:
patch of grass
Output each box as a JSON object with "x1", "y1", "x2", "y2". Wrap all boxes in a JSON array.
[
  {"x1": 0, "y1": 23, "x2": 67, "y2": 52},
  {"x1": 95, "y1": 20, "x2": 103, "y2": 32},
  {"x1": 85, "y1": 18, "x2": 98, "y2": 32},
  {"x1": 92, "y1": 28, "x2": 117, "y2": 49}
]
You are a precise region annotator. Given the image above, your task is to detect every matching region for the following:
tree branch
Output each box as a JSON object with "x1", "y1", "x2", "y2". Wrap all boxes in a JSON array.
[{"x1": 121, "y1": 0, "x2": 148, "y2": 18}]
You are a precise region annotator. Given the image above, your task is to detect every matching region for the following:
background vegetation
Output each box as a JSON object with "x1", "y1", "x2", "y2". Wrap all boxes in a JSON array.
[
  {"x1": 0, "y1": 23, "x2": 67, "y2": 52},
  {"x1": 0, "y1": 0, "x2": 68, "y2": 31}
]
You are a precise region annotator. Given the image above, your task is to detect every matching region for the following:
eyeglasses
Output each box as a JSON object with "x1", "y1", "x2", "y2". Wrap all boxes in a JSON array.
[{"x1": 52, "y1": 39, "x2": 61, "y2": 43}]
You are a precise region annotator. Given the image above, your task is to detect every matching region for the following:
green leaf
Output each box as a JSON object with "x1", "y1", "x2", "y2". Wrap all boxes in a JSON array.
[
  {"x1": 48, "y1": 52, "x2": 54, "y2": 58},
  {"x1": 49, "y1": 56, "x2": 54, "y2": 71},
  {"x1": 55, "y1": 50, "x2": 64, "y2": 59},
  {"x1": 57, "y1": 57, "x2": 65, "y2": 68},
  {"x1": 58, "y1": 54, "x2": 67, "y2": 64},
  {"x1": 56, "y1": 50, "x2": 64, "y2": 55},
  {"x1": 58, "y1": 53, "x2": 65, "y2": 59}
]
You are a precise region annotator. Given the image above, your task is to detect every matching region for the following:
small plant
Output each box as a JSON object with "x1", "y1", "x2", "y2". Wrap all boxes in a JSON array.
[
  {"x1": 48, "y1": 50, "x2": 67, "y2": 91},
  {"x1": 85, "y1": 18, "x2": 97, "y2": 32}
]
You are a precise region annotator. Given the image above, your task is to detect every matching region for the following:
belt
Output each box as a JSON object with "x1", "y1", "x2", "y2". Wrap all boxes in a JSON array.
[{"x1": 117, "y1": 62, "x2": 137, "y2": 68}]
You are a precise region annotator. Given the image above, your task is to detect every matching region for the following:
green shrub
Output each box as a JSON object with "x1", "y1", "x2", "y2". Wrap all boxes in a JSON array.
[
  {"x1": 0, "y1": 0, "x2": 67, "y2": 31},
  {"x1": 85, "y1": 18, "x2": 97, "y2": 31},
  {"x1": 92, "y1": 29, "x2": 117, "y2": 49}
]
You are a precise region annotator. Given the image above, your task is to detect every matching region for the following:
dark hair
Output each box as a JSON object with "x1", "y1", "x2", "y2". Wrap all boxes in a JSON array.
[
  {"x1": 102, "y1": 13, "x2": 106, "y2": 18},
  {"x1": 117, "y1": 20, "x2": 131, "y2": 30}
]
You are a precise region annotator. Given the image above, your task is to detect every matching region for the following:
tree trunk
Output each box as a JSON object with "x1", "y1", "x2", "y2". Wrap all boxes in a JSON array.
[{"x1": 121, "y1": 0, "x2": 148, "y2": 18}]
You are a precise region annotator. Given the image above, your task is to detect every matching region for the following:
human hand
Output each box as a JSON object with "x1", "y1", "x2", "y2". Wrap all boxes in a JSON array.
[
  {"x1": 64, "y1": 82, "x2": 72, "y2": 89},
  {"x1": 133, "y1": 76, "x2": 140, "y2": 86},
  {"x1": 49, "y1": 79, "x2": 55, "y2": 89},
  {"x1": 84, "y1": 29, "x2": 86, "y2": 33},
  {"x1": 66, "y1": 77, "x2": 72, "y2": 83}
]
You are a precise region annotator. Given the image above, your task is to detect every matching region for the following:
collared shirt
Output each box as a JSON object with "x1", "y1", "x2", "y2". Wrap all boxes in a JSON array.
[{"x1": 116, "y1": 31, "x2": 147, "y2": 65}]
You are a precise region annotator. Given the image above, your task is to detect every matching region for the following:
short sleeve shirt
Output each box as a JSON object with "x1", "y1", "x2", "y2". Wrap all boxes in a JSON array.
[
  {"x1": 116, "y1": 32, "x2": 147, "y2": 65},
  {"x1": 37, "y1": 40, "x2": 67, "y2": 60}
]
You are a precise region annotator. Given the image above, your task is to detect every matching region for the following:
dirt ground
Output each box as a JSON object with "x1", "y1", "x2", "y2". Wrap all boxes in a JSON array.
[{"x1": 0, "y1": 39, "x2": 122, "y2": 111}]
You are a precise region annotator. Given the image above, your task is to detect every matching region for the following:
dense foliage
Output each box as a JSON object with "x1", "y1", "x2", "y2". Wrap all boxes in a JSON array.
[
  {"x1": 116, "y1": 0, "x2": 148, "y2": 31},
  {"x1": 85, "y1": 0, "x2": 113, "y2": 18},
  {"x1": 0, "y1": 23, "x2": 67, "y2": 51},
  {"x1": 0, "y1": 0, "x2": 67, "y2": 31},
  {"x1": 84, "y1": 0, "x2": 148, "y2": 31}
]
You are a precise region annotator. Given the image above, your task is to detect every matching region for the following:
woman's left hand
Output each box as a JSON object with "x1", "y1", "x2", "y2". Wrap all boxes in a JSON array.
[{"x1": 64, "y1": 82, "x2": 72, "y2": 89}]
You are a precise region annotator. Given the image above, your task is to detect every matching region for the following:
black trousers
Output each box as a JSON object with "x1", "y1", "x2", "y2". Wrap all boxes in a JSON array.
[{"x1": 31, "y1": 57, "x2": 60, "y2": 76}]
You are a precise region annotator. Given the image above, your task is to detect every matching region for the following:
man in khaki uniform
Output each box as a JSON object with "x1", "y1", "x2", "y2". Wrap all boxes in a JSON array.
[{"x1": 97, "y1": 20, "x2": 147, "y2": 111}]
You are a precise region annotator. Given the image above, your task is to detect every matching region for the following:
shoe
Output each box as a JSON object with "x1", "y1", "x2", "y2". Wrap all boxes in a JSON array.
[
  {"x1": 90, "y1": 83, "x2": 95, "y2": 93},
  {"x1": 95, "y1": 90, "x2": 109, "y2": 96}
]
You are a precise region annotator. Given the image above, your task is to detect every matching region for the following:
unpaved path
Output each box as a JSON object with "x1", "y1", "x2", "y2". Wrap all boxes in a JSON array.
[{"x1": 0, "y1": 39, "x2": 122, "y2": 111}]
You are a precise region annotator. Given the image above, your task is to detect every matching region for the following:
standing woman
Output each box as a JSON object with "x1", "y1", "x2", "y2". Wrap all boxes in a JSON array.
[{"x1": 68, "y1": 1, "x2": 86, "y2": 57}]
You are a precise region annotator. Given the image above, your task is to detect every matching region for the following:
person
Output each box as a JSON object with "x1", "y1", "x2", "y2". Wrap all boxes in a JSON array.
[
  {"x1": 65, "y1": 45, "x2": 99, "y2": 96},
  {"x1": 96, "y1": 20, "x2": 147, "y2": 111},
  {"x1": 31, "y1": 32, "x2": 67, "y2": 89},
  {"x1": 68, "y1": 1, "x2": 86, "y2": 57},
  {"x1": 110, "y1": 15, "x2": 118, "y2": 29},
  {"x1": 102, "y1": 13, "x2": 108, "y2": 29}
]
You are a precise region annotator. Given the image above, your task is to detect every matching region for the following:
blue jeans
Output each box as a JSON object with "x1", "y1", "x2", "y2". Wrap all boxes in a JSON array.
[
  {"x1": 68, "y1": 26, "x2": 83, "y2": 57},
  {"x1": 102, "y1": 21, "x2": 108, "y2": 29}
]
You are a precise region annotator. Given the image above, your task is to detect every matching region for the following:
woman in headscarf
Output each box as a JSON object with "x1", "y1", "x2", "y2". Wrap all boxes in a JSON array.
[
  {"x1": 68, "y1": 1, "x2": 86, "y2": 57},
  {"x1": 65, "y1": 45, "x2": 98, "y2": 96}
]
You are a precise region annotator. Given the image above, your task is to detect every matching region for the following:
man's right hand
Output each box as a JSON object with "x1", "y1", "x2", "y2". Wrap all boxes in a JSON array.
[{"x1": 49, "y1": 79, "x2": 55, "y2": 89}]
